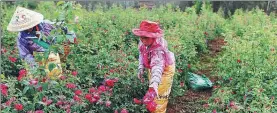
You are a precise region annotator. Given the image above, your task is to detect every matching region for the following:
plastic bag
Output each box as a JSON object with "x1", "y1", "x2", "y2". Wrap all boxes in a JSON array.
[
  {"x1": 65, "y1": 31, "x2": 77, "y2": 44},
  {"x1": 45, "y1": 52, "x2": 63, "y2": 79},
  {"x1": 31, "y1": 38, "x2": 50, "y2": 49},
  {"x1": 187, "y1": 72, "x2": 213, "y2": 90}
]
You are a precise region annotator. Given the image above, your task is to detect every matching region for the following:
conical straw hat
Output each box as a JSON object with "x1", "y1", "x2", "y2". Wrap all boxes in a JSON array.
[{"x1": 7, "y1": 6, "x2": 43, "y2": 32}]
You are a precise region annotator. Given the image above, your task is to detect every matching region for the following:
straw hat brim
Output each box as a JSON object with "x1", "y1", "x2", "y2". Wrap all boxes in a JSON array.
[{"x1": 7, "y1": 7, "x2": 44, "y2": 32}]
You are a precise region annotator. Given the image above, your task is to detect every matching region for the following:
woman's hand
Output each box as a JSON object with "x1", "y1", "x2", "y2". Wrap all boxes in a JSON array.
[{"x1": 149, "y1": 82, "x2": 158, "y2": 96}]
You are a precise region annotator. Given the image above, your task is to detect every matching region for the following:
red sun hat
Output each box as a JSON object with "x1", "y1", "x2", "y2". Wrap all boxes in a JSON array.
[{"x1": 132, "y1": 20, "x2": 163, "y2": 38}]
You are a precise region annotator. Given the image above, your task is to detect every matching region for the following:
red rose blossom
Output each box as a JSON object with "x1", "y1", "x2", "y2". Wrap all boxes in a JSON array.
[
  {"x1": 133, "y1": 98, "x2": 142, "y2": 104},
  {"x1": 1, "y1": 84, "x2": 8, "y2": 96},
  {"x1": 89, "y1": 87, "x2": 96, "y2": 93},
  {"x1": 66, "y1": 83, "x2": 76, "y2": 89},
  {"x1": 8, "y1": 56, "x2": 17, "y2": 62},
  {"x1": 105, "y1": 100, "x2": 111, "y2": 107},
  {"x1": 14, "y1": 103, "x2": 23, "y2": 111},
  {"x1": 73, "y1": 95, "x2": 81, "y2": 102},
  {"x1": 60, "y1": 76, "x2": 67, "y2": 80},
  {"x1": 72, "y1": 71, "x2": 78, "y2": 76},
  {"x1": 74, "y1": 90, "x2": 82, "y2": 96},
  {"x1": 120, "y1": 108, "x2": 128, "y2": 113},
  {"x1": 98, "y1": 85, "x2": 106, "y2": 92},
  {"x1": 85, "y1": 94, "x2": 92, "y2": 100},
  {"x1": 29, "y1": 79, "x2": 38, "y2": 85},
  {"x1": 105, "y1": 79, "x2": 115, "y2": 87}
]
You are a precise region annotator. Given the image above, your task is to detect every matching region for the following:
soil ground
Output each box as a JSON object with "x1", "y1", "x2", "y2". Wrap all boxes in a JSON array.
[{"x1": 167, "y1": 38, "x2": 226, "y2": 113}]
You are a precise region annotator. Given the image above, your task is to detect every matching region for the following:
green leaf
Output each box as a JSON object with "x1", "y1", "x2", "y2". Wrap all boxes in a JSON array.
[
  {"x1": 23, "y1": 86, "x2": 30, "y2": 94},
  {"x1": 40, "y1": 69, "x2": 47, "y2": 76},
  {"x1": 42, "y1": 83, "x2": 48, "y2": 90},
  {"x1": 50, "y1": 80, "x2": 58, "y2": 85},
  {"x1": 0, "y1": 74, "x2": 5, "y2": 79},
  {"x1": 57, "y1": 1, "x2": 65, "y2": 6},
  {"x1": 22, "y1": 80, "x2": 30, "y2": 86},
  {"x1": 38, "y1": 101, "x2": 46, "y2": 105},
  {"x1": 44, "y1": 51, "x2": 49, "y2": 58},
  {"x1": 2, "y1": 107, "x2": 11, "y2": 112},
  {"x1": 48, "y1": 63, "x2": 56, "y2": 72}
]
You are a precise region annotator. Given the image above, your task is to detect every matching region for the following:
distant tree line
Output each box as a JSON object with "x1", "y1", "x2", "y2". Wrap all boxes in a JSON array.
[{"x1": 3, "y1": 1, "x2": 277, "y2": 17}]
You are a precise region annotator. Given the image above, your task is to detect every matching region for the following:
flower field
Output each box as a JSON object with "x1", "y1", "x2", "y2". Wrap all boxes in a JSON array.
[{"x1": 0, "y1": 1, "x2": 276, "y2": 113}]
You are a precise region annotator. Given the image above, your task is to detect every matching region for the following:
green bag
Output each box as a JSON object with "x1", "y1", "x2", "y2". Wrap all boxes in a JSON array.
[
  {"x1": 31, "y1": 38, "x2": 50, "y2": 49},
  {"x1": 187, "y1": 72, "x2": 213, "y2": 90}
]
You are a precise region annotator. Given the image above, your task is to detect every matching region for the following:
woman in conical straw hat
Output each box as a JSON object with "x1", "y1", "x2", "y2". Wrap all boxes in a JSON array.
[
  {"x1": 132, "y1": 20, "x2": 175, "y2": 113},
  {"x1": 7, "y1": 6, "x2": 56, "y2": 67}
]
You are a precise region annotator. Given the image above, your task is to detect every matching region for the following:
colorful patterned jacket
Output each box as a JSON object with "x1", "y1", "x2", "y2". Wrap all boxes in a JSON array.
[{"x1": 138, "y1": 37, "x2": 175, "y2": 85}]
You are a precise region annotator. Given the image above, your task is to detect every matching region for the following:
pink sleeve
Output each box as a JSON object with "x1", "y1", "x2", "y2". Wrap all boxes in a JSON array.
[
  {"x1": 138, "y1": 41, "x2": 144, "y2": 70},
  {"x1": 150, "y1": 50, "x2": 165, "y2": 85},
  {"x1": 138, "y1": 52, "x2": 144, "y2": 70}
]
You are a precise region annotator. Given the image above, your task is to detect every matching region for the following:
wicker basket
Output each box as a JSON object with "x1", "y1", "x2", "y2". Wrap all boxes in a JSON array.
[{"x1": 61, "y1": 43, "x2": 70, "y2": 62}]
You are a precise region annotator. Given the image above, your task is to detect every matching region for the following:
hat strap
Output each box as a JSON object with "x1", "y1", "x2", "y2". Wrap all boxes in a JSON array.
[{"x1": 35, "y1": 25, "x2": 40, "y2": 38}]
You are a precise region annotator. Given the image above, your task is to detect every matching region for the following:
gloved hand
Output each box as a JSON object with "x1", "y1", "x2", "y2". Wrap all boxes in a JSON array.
[
  {"x1": 146, "y1": 101, "x2": 157, "y2": 112},
  {"x1": 61, "y1": 27, "x2": 68, "y2": 34},
  {"x1": 143, "y1": 87, "x2": 156, "y2": 104},
  {"x1": 143, "y1": 88, "x2": 158, "y2": 112},
  {"x1": 149, "y1": 82, "x2": 159, "y2": 96},
  {"x1": 137, "y1": 68, "x2": 144, "y2": 83}
]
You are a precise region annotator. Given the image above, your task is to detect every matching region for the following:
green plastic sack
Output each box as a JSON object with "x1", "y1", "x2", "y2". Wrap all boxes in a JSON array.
[
  {"x1": 32, "y1": 38, "x2": 50, "y2": 49},
  {"x1": 187, "y1": 72, "x2": 213, "y2": 90}
]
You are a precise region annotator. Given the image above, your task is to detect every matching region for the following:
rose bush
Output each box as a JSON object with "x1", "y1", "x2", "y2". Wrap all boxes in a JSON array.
[{"x1": 201, "y1": 8, "x2": 277, "y2": 112}]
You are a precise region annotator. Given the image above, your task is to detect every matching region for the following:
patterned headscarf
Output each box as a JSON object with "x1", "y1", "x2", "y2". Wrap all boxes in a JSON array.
[{"x1": 139, "y1": 37, "x2": 175, "y2": 68}]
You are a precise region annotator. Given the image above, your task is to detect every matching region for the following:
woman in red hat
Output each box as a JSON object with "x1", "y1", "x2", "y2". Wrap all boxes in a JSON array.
[{"x1": 132, "y1": 20, "x2": 175, "y2": 113}]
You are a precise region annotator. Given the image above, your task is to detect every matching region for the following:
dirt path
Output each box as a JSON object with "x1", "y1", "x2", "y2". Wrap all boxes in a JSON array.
[{"x1": 167, "y1": 38, "x2": 226, "y2": 113}]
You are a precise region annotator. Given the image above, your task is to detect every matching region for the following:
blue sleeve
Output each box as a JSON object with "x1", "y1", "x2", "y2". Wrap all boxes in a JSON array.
[{"x1": 17, "y1": 33, "x2": 35, "y2": 64}]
